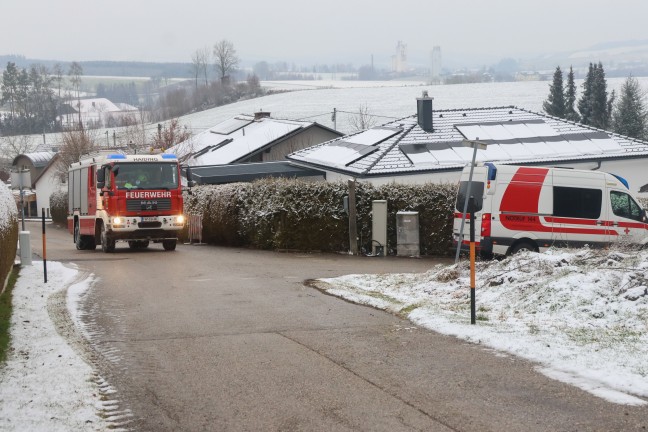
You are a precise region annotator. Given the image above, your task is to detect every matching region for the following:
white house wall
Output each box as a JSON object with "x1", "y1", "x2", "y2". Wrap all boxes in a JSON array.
[
  {"x1": 263, "y1": 128, "x2": 342, "y2": 162},
  {"x1": 35, "y1": 169, "x2": 64, "y2": 218},
  {"x1": 324, "y1": 169, "x2": 460, "y2": 186},
  {"x1": 324, "y1": 157, "x2": 648, "y2": 196}
]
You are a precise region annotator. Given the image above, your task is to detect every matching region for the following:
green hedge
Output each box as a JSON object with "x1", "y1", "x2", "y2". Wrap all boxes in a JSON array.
[
  {"x1": 185, "y1": 179, "x2": 457, "y2": 256},
  {"x1": 0, "y1": 186, "x2": 18, "y2": 293},
  {"x1": 50, "y1": 191, "x2": 68, "y2": 225}
]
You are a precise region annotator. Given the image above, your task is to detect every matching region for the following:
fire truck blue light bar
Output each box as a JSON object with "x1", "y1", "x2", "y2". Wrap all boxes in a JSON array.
[
  {"x1": 162, "y1": 154, "x2": 178, "y2": 159},
  {"x1": 107, "y1": 154, "x2": 126, "y2": 159}
]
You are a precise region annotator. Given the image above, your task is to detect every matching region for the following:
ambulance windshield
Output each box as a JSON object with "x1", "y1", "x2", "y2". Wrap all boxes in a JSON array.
[
  {"x1": 456, "y1": 181, "x2": 484, "y2": 212},
  {"x1": 114, "y1": 163, "x2": 179, "y2": 190}
]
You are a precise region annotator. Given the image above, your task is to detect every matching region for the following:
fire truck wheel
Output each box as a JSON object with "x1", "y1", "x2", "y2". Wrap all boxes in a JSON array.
[
  {"x1": 86, "y1": 237, "x2": 96, "y2": 250},
  {"x1": 509, "y1": 241, "x2": 537, "y2": 255},
  {"x1": 101, "y1": 224, "x2": 116, "y2": 253},
  {"x1": 75, "y1": 222, "x2": 94, "y2": 250},
  {"x1": 74, "y1": 222, "x2": 83, "y2": 250},
  {"x1": 162, "y1": 239, "x2": 177, "y2": 251}
]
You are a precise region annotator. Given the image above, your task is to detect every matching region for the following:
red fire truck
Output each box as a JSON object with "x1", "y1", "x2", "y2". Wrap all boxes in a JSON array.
[{"x1": 67, "y1": 152, "x2": 185, "y2": 252}]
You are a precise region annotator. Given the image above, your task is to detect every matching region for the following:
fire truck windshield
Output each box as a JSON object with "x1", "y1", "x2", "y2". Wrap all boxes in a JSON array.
[{"x1": 114, "y1": 163, "x2": 179, "y2": 190}]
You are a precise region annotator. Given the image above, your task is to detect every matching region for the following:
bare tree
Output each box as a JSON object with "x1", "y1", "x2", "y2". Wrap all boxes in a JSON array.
[
  {"x1": 56, "y1": 129, "x2": 97, "y2": 180},
  {"x1": 348, "y1": 103, "x2": 377, "y2": 132},
  {"x1": 0, "y1": 134, "x2": 34, "y2": 171},
  {"x1": 213, "y1": 39, "x2": 239, "y2": 82},
  {"x1": 151, "y1": 118, "x2": 192, "y2": 152},
  {"x1": 52, "y1": 63, "x2": 64, "y2": 99},
  {"x1": 190, "y1": 50, "x2": 201, "y2": 89},
  {"x1": 68, "y1": 61, "x2": 84, "y2": 128},
  {"x1": 120, "y1": 118, "x2": 146, "y2": 153},
  {"x1": 190, "y1": 46, "x2": 211, "y2": 87}
]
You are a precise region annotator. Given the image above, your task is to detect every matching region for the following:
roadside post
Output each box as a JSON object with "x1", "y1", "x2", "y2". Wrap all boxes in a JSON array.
[
  {"x1": 41, "y1": 209, "x2": 47, "y2": 283},
  {"x1": 11, "y1": 169, "x2": 32, "y2": 266},
  {"x1": 454, "y1": 139, "x2": 487, "y2": 325},
  {"x1": 469, "y1": 197, "x2": 476, "y2": 324},
  {"x1": 348, "y1": 179, "x2": 358, "y2": 256}
]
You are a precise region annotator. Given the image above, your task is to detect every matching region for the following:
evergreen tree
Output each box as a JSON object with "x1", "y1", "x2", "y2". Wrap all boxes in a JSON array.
[
  {"x1": 578, "y1": 62, "x2": 614, "y2": 129},
  {"x1": 612, "y1": 75, "x2": 647, "y2": 140},
  {"x1": 1, "y1": 62, "x2": 19, "y2": 116},
  {"x1": 564, "y1": 66, "x2": 580, "y2": 122},
  {"x1": 543, "y1": 66, "x2": 565, "y2": 118},
  {"x1": 578, "y1": 63, "x2": 594, "y2": 125},
  {"x1": 590, "y1": 62, "x2": 611, "y2": 129}
]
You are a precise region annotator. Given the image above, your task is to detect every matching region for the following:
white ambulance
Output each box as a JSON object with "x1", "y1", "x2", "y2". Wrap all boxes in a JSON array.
[{"x1": 453, "y1": 163, "x2": 648, "y2": 257}]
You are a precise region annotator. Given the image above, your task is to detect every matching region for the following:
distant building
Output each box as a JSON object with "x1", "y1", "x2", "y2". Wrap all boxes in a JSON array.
[
  {"x1": 61, "y1": 97, "x2": 138, "y2": 129},
  {"x1": 391, "y1": 41, "x2": 408, "y2": 73},
  {"x1": 430, "y1": 46, "x2": 442, "y2": 84}
]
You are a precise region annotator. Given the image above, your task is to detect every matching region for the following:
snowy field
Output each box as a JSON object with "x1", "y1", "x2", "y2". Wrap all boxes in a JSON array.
[
  {"x1": 178, "y1": 76, "x2": 648, "y2": 134},
  {"x1": 317, "y1": 247, "x2": 648, "y2": 406},
  {"x1": 5, "y1": 76, "x2": 648, "y2": 152}
]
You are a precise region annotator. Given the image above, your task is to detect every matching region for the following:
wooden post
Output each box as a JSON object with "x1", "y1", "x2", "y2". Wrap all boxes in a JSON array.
[{"x1": 348, "y1": 179, "x2": 358, "y2": 255}]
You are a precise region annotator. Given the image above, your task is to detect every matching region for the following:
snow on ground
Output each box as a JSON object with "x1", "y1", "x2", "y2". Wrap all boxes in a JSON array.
[
  {"x1": 0, "y1": 261, "x2": 112, "y2": 431},
  {"x1": 2, "y1": 247, "x2": 648, "y2": 431},
  {"x1": 318, "y1": 247, "x2": 648, "y2": 406}
]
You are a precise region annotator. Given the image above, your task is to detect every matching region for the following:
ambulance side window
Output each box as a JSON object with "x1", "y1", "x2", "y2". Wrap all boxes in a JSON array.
[
  {"x1": 456, "y1": 181, "x2": 484, "y2": 212},
  {"x1": 553, "y1": 186, "x2": 601, "y2": 219},
  {"x1": 610, "y1": 191, "x2": 642, "y2": 222}
]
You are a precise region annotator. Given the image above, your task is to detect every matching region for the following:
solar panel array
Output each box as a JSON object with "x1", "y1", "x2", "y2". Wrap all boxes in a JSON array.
[
  {"x1": 305, "y1": 127, "x2": 402, "y2": 168},
  {"x1": 400, "y1": 120, "x2": 623, "y2": 166},
  {"x1": 209, "y1": 117, "x2": 254, "y2": 135}
]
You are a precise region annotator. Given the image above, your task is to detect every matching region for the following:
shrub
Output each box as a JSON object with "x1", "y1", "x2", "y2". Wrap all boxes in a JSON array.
[
  {"x1": 50, "y1": 191, "x2": 68, "y2": 225},
  {"x1": 0, "y1": 185, "x2": 18, "y2": 293},
  {"x1": 184, "y1": 179, "x2": 457, "y2": 256}
]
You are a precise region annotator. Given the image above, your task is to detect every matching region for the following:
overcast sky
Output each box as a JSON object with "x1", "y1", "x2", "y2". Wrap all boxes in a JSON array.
[{"x1": 3, "y1": 0, "x2": 647, "y2": 67}]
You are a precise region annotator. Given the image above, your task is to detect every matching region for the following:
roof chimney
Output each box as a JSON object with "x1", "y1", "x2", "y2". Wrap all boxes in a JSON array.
[
  {"x1": 417, "y1": 91, "x2": 434, "y2": 132},
  {"x1": 254, "y1": 110, "x2": 271, "y2": 120}
]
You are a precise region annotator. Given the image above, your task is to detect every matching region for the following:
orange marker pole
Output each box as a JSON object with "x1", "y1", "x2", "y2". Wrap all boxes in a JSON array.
[{"x1": 469, "y1": 197, "x2": 476, "y2": 325}]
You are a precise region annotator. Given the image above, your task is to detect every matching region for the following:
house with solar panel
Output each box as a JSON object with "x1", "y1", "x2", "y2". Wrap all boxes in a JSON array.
[
  {"x1": 286, "y1": 93, "x2": 648, "y2": 196},
  {"x1": 166, "y1": 112, "x2": 342, "y2": 183}
]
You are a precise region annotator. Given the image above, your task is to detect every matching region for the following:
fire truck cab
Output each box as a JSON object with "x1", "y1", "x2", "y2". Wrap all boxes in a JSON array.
[
  {"x1": 453, "y1": 163, "x2": 648, "y2": 257},
  {"x1": 67, "y1": 152, "x2": 185, "y2": 252}
]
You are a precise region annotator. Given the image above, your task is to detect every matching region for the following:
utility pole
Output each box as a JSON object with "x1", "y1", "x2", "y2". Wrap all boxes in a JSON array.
[{"x1": 348, "y1": 178, "x2": 358, "y2": 255}]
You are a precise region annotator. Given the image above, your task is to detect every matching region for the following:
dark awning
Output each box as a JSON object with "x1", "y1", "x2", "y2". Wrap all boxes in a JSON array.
[{"x1": 183, "y1": 161, "x2": 326, "y2": 185}]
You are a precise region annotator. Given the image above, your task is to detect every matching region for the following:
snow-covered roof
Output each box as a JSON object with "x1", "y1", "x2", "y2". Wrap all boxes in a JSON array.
[
  {"x1": 64, "y1": 98, "x2": 123, "y2": 113},
  {"x1": 169, "y1": 114, "x2": 339, "y2": 165},
  {"x1": 287, "y1": 106, "x2": 648, "y2": 177},
  {"x1": 12, "y1": 152, "x2": 56, "y2": 168}
]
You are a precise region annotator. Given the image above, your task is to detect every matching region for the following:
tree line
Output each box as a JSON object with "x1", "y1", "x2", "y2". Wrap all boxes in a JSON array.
[{"x1": 543, "y1": 62, "x2": 646, "y2": 140}]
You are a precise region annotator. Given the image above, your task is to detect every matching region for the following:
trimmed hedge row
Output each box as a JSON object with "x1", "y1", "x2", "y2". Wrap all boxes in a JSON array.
[
  {"x1": 48, "y1": 179, "x2": 459, "y2": 255},
  {"x1": 185, "y1": 179, "x2": 457, "y2": 256},
  {"x1": 0, "y1": 186, "x2": 18, "y2": 293}
]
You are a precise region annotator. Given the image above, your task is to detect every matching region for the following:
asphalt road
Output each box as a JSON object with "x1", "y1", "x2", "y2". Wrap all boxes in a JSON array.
[{"x1": 27, "y1": 220, "x2": 648, "y2": 431}]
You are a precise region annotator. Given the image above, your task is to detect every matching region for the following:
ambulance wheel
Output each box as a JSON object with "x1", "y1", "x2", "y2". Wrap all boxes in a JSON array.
[
  {"x1": 162, "y1": 239, "x2": 177, "y2": 251},
  {"x1": 509, "y1": 241, "x2": 537, "y2": 255},
  {"x1": 101, "y1": 224, "x2": 116, "y2": 253}
]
